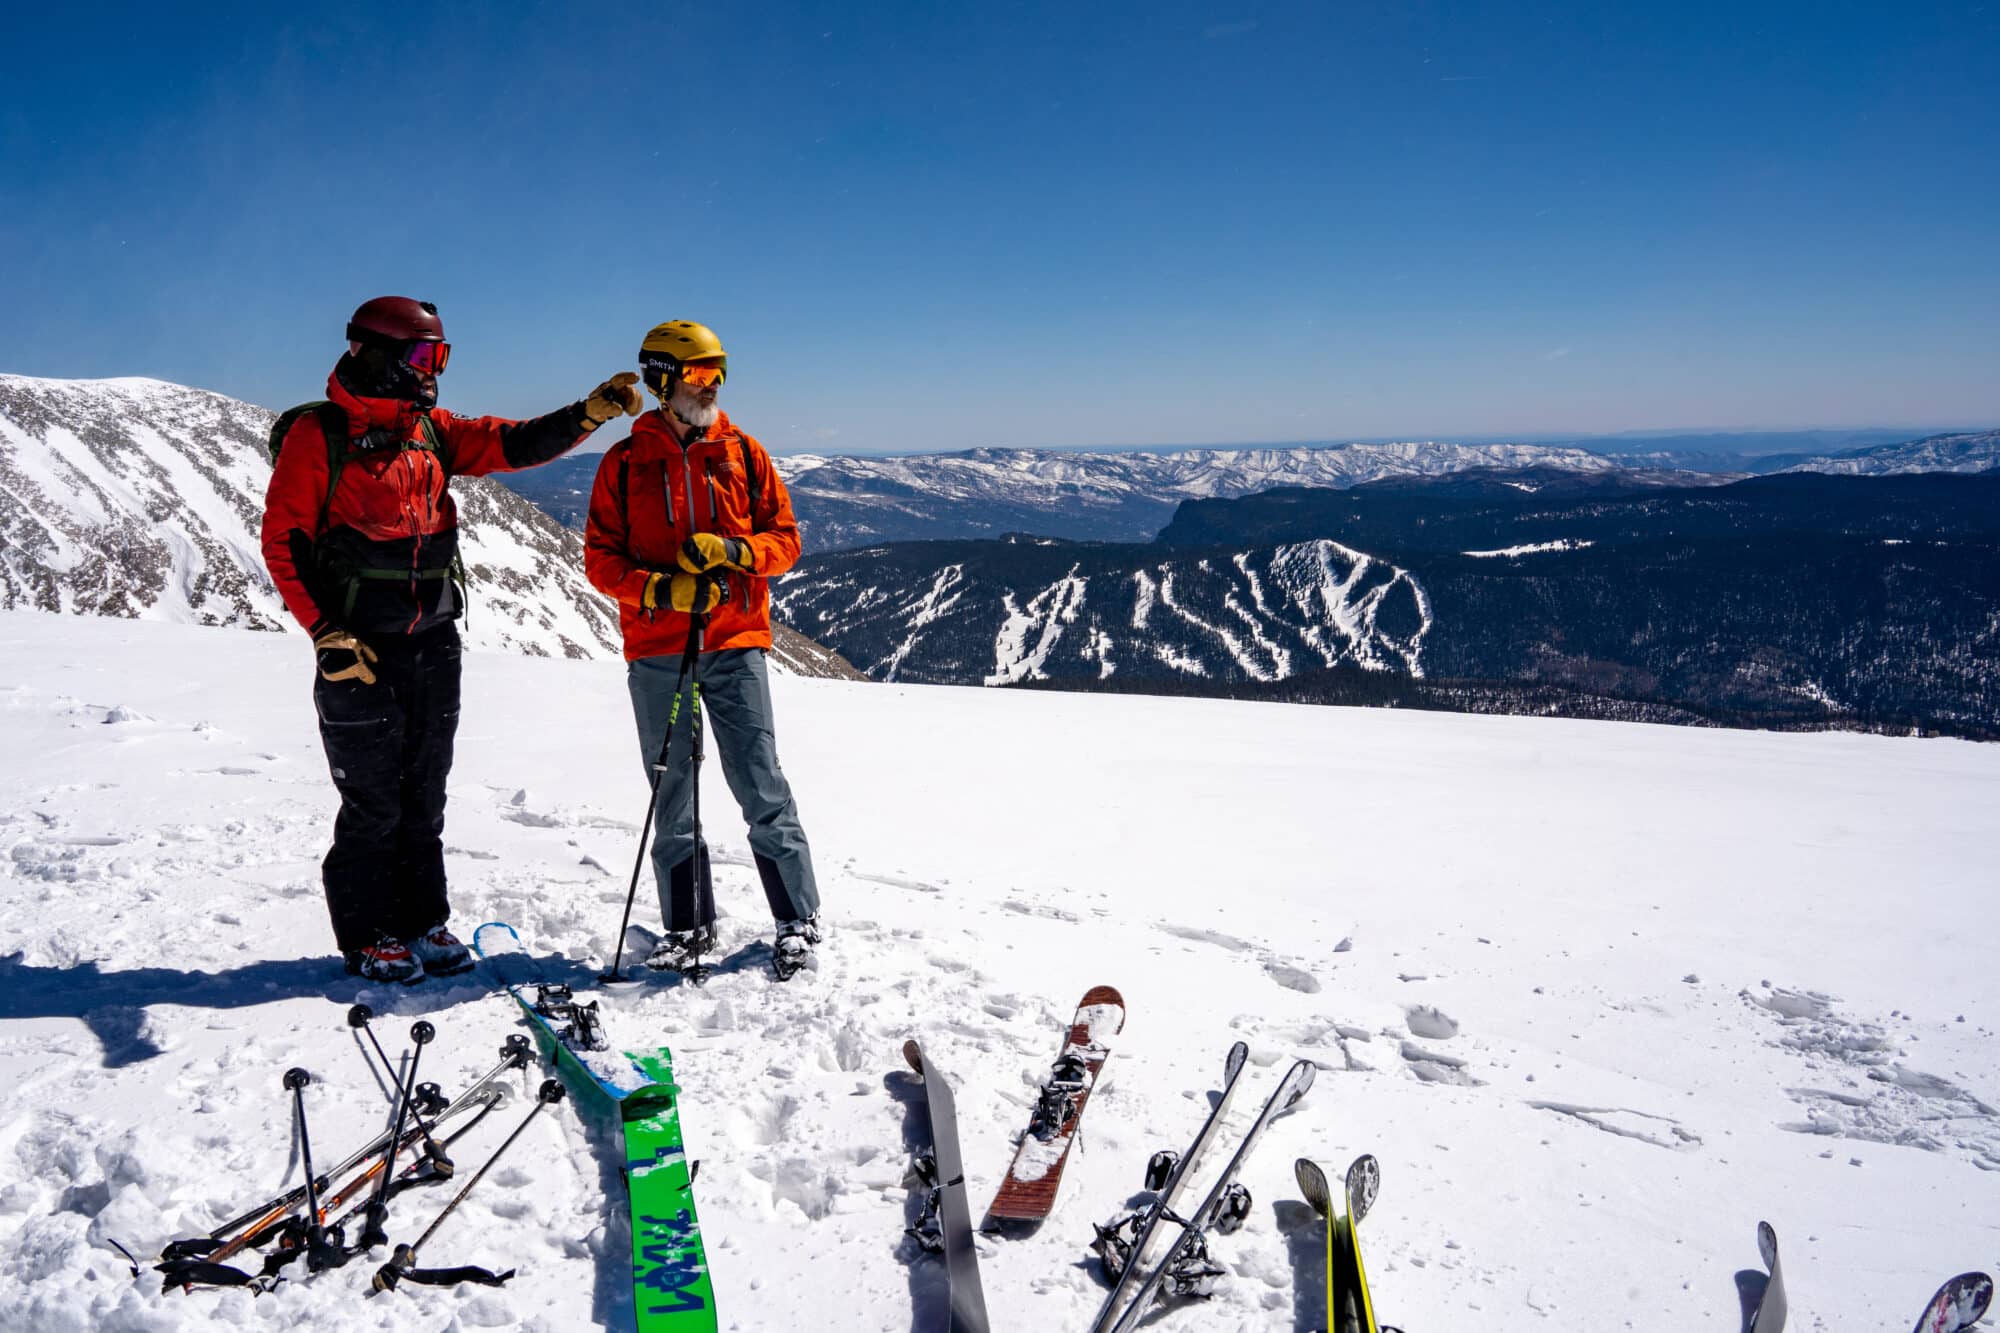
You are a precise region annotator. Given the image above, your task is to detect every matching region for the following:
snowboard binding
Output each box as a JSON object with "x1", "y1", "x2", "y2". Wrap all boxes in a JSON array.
[
  {"x1": 1029, "y1": 1052, "x2": 1093, "y2": 1140},
  {"x1": 1092, "y1": 1147, "x2": 1196, "y2": 1282},
  {"x1": 1160, "y1": 1228, "x2": 1228, "y2": 1300},
  {"x1": 906, "y1": 1153, "x2": 947, "y2": 1255},
  {"x1": 1091, "y1": 1210, "x2": 1148, "y2": 1282}
]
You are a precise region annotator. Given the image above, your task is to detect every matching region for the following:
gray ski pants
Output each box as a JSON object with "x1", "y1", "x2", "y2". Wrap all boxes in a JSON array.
[{"x1": 627, "y1": 647, "x2": 820, "y2": 930}]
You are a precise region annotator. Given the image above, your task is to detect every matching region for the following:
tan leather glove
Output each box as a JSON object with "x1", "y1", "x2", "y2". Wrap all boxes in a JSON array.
[
  {"x1": 313, "y1": 629, "x2": 379, "y2": 685},
  {"x1": 581, "y1": 372, "x2": 643, "y2": 429},
  {"x1": 675, "y1": 533, "x2": 756, "y2": 575}
]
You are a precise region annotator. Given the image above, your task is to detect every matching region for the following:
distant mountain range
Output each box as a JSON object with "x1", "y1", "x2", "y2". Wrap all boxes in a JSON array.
[
  {"x1": 0, "y1": 375, "x2": 860, "y2": 677},
  {"x1": 1772, "y1": 428, "x2": 2000, "y2": 476},
  {"x1": 1543, "y1": 426, "x2": 1954, "y2": 460},
  {"x1": 497, "y1": 427, "x2": 1997, "y2": 557},
  {"x1": 11, "y1": 371, "x2": 1986, "y2": 722},
  {"x1": 498, "y1": 439, "x2": 1723, "y2": 551},
  {"x1": 773, "y1": 471, "x2": 2000, "y2": 736}
]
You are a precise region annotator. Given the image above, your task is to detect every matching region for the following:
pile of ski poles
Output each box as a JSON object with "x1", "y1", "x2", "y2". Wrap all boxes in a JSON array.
[{"x1": 147, "y1": 1004, "x2": 563, "y2": 1297}]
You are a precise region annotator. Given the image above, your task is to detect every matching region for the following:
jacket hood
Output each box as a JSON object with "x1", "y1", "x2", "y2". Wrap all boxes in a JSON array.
[{"x1": 327, "y1": 365, "x2": 425, "y2": 438}]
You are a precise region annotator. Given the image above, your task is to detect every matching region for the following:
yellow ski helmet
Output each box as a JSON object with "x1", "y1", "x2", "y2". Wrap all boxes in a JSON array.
[{"x1": 639, "y1": 320, "x2": 727, "y2": 401}]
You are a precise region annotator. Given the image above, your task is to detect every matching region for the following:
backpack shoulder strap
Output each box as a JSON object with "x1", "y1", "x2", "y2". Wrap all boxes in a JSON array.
[
  {"x1": 268, "y1": 400, "x2": 333, "y2": 464},
  {"x1": 415, "y1": 412, "x2": 444, "y2": 460},
  {"x1": 311, "y1": 404, "x2": 352, "y2": 537},
  {"x1": 738, "y1": 432, "x2": 764, "y2": 522}
]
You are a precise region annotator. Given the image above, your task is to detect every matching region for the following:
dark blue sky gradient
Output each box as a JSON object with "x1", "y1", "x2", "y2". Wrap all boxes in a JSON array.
[{"x1": 3, "y1": 1, "x2": 1995, "y2": 453}]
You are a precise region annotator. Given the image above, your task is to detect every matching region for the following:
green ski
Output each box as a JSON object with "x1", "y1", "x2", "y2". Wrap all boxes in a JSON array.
[{"x1": 473, "y1": 922, "x2": 717, "y2": 1331}]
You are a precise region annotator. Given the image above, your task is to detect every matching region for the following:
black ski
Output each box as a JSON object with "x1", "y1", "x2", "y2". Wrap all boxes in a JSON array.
[{"x1": 903, "y1": 1039, "x2": 990, "y2": 1333}]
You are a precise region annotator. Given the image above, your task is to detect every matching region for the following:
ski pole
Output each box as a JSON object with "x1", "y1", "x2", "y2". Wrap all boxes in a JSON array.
[
  {"x1": 348, "y1": 1005, "x2": 450, "y2": 1169},
  {"x1": 357, "y1": 1019, "x2": 435, "y2": 1250},
  {"x1": 170, "y1": 1034, "x2": 530, "y2": 1271},
  {"x1": 323, "y1": 1087, "x2": 505, "y2": 1240},
  {"x1": 281, "y1": 1068, "x2": 346, "y2": 1273},
  {"x1": 683, "y1": 585, "x2": 714, "y2": 981},
  {"x1": 372, "y1": 1078, "x2": 567, "y2": 1293},
  {"x1": 602, "y1": 571, "x2": 715, "y2": 982}
]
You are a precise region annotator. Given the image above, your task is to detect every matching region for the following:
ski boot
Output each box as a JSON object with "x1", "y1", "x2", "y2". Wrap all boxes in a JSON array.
[
  {"x1": 645, "y1": 924, "x2": 717, "y2": 983},
  {"x1": 344, "y1": 939, "x2": 423, "y2": 986},
  {"x1": 405, "y1": 925, "x2": 474, "y2": 977},
  {"x1": 773, "y1": 915, "x2": 821, "y2": 981}
]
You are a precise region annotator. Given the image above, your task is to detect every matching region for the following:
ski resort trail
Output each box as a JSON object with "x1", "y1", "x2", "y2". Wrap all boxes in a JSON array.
[{"x1": 0, "y1": 609, "x2": 1994, "y2": 1330}]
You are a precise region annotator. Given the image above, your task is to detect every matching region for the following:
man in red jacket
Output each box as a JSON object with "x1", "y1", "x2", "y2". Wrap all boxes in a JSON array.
[
  {"x1": 584, "y1": 319, "x2": 822, "y2": 979},
  {"x1": 262, "y1": 296, "x2": 642, "y2": 984}
]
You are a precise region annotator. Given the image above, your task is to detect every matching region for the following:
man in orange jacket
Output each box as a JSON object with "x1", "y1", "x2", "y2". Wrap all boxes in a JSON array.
[
  {"x1": 263, "y1": 296, "x2": 642, "y2": 984},
  {"x1": 585, "y1": 320, "x2": 823, "y2": 979}
]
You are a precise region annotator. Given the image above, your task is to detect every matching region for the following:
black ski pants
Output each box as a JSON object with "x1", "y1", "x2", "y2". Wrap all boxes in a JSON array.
[{"x1": 313, "y1": 625, "x2": 461, "y2": 953}]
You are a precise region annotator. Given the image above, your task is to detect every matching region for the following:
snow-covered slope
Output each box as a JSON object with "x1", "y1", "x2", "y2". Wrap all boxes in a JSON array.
[
  {"x1": 1, "y1": 610, "x2": 1994, "y2": 1331},
  {"x1": 1775, "y1": 428, "x2": 2000, "y2": 476},
  {"x1": 0, "y1": 373, "x2": 621, "y2": 658},
  {"x1": 776, "y1": 537, "x2": 1432, "y2": 685}
]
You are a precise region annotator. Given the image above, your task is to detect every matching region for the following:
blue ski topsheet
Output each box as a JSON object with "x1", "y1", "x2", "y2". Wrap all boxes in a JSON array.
[{"x1": 471, "y1": 921, "x2": 658, "y2": 1103}]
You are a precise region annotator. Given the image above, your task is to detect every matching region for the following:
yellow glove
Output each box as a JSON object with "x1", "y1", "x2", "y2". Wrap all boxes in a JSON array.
[
  {"x1": 581, "y1": 372, "x2": 643, "y2": 429},
  {"x1": 313, "y1": 629, "x2": 379, "y2": 685},
  {"x1": 676, "y1": 533, "x2": 756, "y2": 575},
  {"x1": 642, "y1": 571, "x2": 725, "y2": 614}
]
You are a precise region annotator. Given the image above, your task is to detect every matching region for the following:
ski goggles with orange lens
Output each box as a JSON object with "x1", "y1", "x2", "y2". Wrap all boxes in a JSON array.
[
  {"x1": 678, "y1": 361, "x2": 725, "y2": 388},
  {"x1": 400, "y1": 340, "x2": 452, "y2": 374}
]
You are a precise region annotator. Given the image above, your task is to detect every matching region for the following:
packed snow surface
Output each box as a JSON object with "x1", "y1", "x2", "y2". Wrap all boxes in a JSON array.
[{"x1": 1, "y1": 609, "x2": 1996, "y2": 1331}]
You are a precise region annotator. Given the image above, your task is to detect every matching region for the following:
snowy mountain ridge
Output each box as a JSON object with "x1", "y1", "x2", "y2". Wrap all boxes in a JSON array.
[
  {"x1": 777, "y1": 471, "x2": 2000, "y2": 735},
  {"x1": 776, "y1": 439, "x2": 1634, "y2": 500},
  {"x1": 0, "y1": 373, "x2": 863, "y2": 677},
  {"x1": 497, "y1": 427, "x2": 1998, "y2": 554},
  {"x1": 777, "y1": 537, "x2": 1432, "y2": 686},
  {"x1": 769, "y1": 441, "x2": 1690, "y2": 550},
  {"x1": 0, "y1": 373, "x2": 622, "y2": 658},
  {"x1": 1775, "y1": 427, "x2": 2000, "y2": 475},
  {"x1": 501, "y1": 438, "x2": 1717, "y2": 551}
]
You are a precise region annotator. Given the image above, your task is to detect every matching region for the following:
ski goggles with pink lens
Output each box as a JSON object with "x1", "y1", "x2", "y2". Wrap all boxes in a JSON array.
[{"x1": 400, "y1": 340, "x2": 452, "y2": 374}]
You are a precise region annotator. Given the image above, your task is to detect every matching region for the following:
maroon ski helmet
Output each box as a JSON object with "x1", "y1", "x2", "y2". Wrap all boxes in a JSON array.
[{"x1": 346, "y1": 296, "x2": 445, "y2": 347}]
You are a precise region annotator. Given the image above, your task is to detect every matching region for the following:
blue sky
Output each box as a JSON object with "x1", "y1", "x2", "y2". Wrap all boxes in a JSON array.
[{"x1": 3, "y1": 1, "x2": 1995, "y2": 454}]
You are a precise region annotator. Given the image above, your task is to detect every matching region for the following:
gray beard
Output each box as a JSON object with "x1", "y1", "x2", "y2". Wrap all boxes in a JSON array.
[{"x1": 672, "y1": 394, "x2": 719, "y2": 429}]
